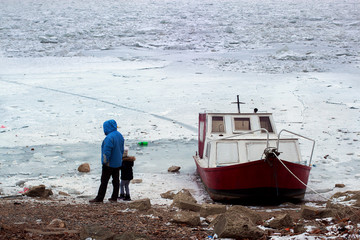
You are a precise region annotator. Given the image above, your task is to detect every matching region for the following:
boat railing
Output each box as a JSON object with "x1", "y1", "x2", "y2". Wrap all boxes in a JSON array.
[{"x1": 277, "y1": 129, "x2": 315, "y2": 166}]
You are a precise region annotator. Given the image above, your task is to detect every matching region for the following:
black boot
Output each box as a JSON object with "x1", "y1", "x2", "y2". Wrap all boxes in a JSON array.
[
  {"x1": 124, "y1": 195, "x2": 131, "y2": 201},
  {"x1": 118, "y1": 194, "x2": 125, "y2": 200},
  {"x1": 89, "y1": 198, "x2": 103, "y2": 204}
]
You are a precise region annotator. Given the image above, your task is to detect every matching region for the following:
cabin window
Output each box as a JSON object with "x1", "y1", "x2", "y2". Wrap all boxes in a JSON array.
[
  {"x1": 234, "y1": 117, "x2": 251, "y2": 131},
  {"x1": 216, "y1": 142, "x2": 239, "y2": 165},
  {"x1": 199, "y1": 122, "x2": 205, "y2": 142},
  {"x1": 260, "y1": 116, "x2": 273, "y2": 133},
  {"x1": 205, "y1": 142, "x2": 211, "y2": 158},
  {"x1": 211, "y1": 116, "x2": 225, "y2": 133}
]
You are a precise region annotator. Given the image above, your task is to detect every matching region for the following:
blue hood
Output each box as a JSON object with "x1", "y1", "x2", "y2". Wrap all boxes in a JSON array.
[
  {"x1": 103, "y1": 119, "x2": 117, "y2": 135},
  {"x1": 101, "y1": 119, "x2": 124, "y2": 168}
]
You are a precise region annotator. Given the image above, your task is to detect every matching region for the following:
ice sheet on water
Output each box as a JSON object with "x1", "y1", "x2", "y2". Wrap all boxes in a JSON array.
[
  {"x1": 1, "y1": 0, "x2": 359, "y2": 73},
  {"x1": 0, "y1": 0, "x2": 359, "y2": 208},
  {"x1": 0, "y1": 139, "x2": 197, "y2": 196}
]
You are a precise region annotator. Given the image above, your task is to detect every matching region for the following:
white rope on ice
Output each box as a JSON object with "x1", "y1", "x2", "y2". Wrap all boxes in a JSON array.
[
  {"x1": 274, "y1": 154, "x2": 331, "y2": 202},
  {"x1": 275, "y1": 153, "x2": 360, "y2": 216}
]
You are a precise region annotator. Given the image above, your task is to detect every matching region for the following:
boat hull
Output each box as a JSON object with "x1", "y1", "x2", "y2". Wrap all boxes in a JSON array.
[{"x1": 194, "y1": 157, "x2": 311, "y2": 204}]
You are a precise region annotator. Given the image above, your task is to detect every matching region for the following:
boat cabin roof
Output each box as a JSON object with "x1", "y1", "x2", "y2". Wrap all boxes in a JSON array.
[{"x1": 205, "y1": 112, "x2": 276, "y2": 137}]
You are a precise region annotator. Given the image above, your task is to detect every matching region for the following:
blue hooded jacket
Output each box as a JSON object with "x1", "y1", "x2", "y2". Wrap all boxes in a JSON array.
[{"x1": 101, "y1": 119, "x2": 124, "y2": 168}]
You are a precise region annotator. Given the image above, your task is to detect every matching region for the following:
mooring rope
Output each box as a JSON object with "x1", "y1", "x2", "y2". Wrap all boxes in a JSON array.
[
  {"x1": 274, "y1": 154, "x2": 331, "y2": 202},
  {"x1": 274, "y1": 153, "x2": 360, "y2": 217}
]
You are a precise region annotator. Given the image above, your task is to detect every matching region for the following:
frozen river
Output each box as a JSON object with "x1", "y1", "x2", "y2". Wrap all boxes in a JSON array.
[{"x1": 0, "y1": 0, "x2": 359, "y2": 205}]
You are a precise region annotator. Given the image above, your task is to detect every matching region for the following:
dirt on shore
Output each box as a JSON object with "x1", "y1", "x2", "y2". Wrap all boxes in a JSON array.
[
  {"x1": 4, "y1": 198, "x2": 208, "y2": 239},
  {"x1": 0, "y1": 197, "x2": 300, "y2": 240},
  {"x1": 0, "y1": 197, "x2": 359, "y2": 240}
]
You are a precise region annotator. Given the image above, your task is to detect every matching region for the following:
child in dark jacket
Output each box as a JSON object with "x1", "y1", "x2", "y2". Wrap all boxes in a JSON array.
[{"x1": 119, "y1": 154, "x2": 135, "y2": 201}]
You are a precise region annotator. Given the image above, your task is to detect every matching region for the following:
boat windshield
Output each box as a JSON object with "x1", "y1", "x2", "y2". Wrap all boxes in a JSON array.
[
  {"x1": 260, "y1": 116, "x2": 273, "y2": 133},
  {"x1": 234, "y1": 117, "x2": 251, "y2": 131},
  {"x1": 211, "y1": 116, "x2": 225, "y2": 133}
]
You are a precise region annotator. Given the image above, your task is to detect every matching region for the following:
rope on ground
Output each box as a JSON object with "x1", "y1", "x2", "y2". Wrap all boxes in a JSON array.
[
  {"x1": 275, "y1": 154, "x2": 360, "y2": 220},
  {"x1": 274, "y1": 154, "x2": 331, "y2": 202}
]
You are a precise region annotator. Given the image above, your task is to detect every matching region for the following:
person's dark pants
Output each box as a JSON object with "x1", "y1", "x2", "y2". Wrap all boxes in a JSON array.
[
  {"x1": 95, "y1": 165, "x2": 120, "y2": 201},
  {"x1": 120, "y1": 180, "x2": 131, "y2": 196}
]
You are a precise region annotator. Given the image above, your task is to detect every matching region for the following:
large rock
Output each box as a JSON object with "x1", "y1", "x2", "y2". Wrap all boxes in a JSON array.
[
  {"x1": 213, "y1": 212, "x2": 265, "y2": 239},
  {"x1": 205, "y1": 214, "x2": 219, "y2": 224},
  {"x1": 178, "y1": 200, "x2": 201, "y2": 212},
  {"x1": 200, "y1": 203, "x2": 226, "y2": 218},
  {"x1": 128, "y1": 198, "x2": 151, "y2": 211},
  {"x1": 160, "y1": 190, "x2": 176, "y2": 200},
  {"x1": 78, "y1": 163, "x2": 90, "y2": 173},
  {"x1": 47, "y1": 219, "x2": 66, "y2": 229},
  {"x1": 172, "y1": 211, "x2": 201, "y2": 226},
  {"x1": 131, "y1": 179, "x2": 142, "y2": 184},
  {"x1": 226, "y1": 205, "x2": 262, "y2": 224},
  {"x1": 80, "y1": 225, "x2": 115, "y2": 240},
  {"x1": 168, "y1": 166, "x2": 181, "y2": 173},
  {"x1": 294, "y1": 223, "x2": 306, "y2": 234},
  {"x1": 58, "y1": 191, "x2": 70, "y2": 196},
  {"x1": 267, "y1": 213, "x2": 294, "y2": 229},
  {"x1": 327, "y1": 191, "x2": 360, "y2": 208},
  {"x1": 171, "y1": 189, "x2": 197, "y2": 208},
  {"x1": 300, "y1": 205, "x2": 334, "y2": 220},
  {"x1": 25, "y1": 185, "x2": 53, "y2": 198},
  {"x1": 326, "y1": 191, "x2": 360, "y2": 222},
  {"x1": 335, "y1": 183, "x2": 345, "y2": 188}
]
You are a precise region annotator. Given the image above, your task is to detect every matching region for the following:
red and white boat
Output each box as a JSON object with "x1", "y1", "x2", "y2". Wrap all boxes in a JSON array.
[{"x1": 193, "y1": 98, "x2": 315, "y2": 203}]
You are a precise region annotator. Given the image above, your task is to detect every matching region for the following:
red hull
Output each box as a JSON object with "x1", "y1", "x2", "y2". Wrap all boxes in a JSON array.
[{"x1": 194, "y1": 157, "x2": 311, "y2": 203}]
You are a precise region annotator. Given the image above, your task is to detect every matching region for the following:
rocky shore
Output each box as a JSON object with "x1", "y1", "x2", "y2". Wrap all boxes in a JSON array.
[{"x1": 1, "y1": 186, "x2": 360, "y2": 240}]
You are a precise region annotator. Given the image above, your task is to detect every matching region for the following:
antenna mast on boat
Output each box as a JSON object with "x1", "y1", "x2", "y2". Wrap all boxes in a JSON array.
[{"x1": 232, "y1": 95, "x2": 245, "y2": 113}]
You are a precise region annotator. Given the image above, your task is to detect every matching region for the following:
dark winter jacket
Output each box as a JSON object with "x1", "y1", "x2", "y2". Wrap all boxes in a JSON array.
[
  {"x1": 121, "y1": 157, "x2": 135, "y2": 180},
  {"x1": 101, "y1": 119, "x2": 124, "y2": 168}
]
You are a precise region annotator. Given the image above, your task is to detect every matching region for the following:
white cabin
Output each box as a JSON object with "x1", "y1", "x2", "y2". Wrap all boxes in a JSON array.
[{"x1": 197, "y1": 113, "x2": 304, "y2": 168}]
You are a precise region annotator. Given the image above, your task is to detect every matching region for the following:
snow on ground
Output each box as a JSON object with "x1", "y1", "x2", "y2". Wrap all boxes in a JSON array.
[{"x1": 0, "y1": 0, "x2": 359, "y2": 225}]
